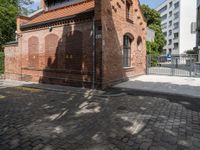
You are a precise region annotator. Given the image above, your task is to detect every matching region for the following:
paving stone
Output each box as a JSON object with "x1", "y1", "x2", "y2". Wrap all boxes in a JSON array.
[
  {"x1": 192, "y1": 137, "x2": 200, "y2": 148},
  {"x1": 0, "y1": 86, "x2": 200, "y2": 149},
  {"x1": 32, "y1": 144, "x2": 44, "y2": 150},
  {"x1": 122, "y1": 138, "x2": 129, "y2": 143},
  {"x1": 140, "y1": 142, "x2": 151, "y2": 150}
]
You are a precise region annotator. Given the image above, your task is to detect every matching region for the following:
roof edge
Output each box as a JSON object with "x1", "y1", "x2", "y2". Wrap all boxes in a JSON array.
[
  {"x1": 44, "y1": 0, "x2": 93, "y2": 13},
  {"x1": 20, "y1": 9, "x2": 94, "y2": 30}
]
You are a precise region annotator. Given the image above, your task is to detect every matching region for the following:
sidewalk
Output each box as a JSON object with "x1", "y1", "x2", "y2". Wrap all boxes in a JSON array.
[
  {"x1": 1, "y1": 75, "x2": 200, "y2": 98},
  {"x1": 114, "y1": 75, "x2": 200, "y2": 98}
]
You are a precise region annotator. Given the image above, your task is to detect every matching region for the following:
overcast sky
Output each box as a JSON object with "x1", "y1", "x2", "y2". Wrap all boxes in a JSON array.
[{"x1": 30, "y1": 0, "x2": 165, "y2": 9}]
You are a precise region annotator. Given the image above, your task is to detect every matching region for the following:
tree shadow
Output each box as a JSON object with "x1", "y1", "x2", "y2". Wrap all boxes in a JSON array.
[
  {"x1": 39, "y1": 10, "x2": 93, "y2": 88},
  {"x1": 109, "y1": 79, "x2": 200, "y2": 112},
  {"x1": 0, "y1": 84, "x2": 200, "y2": 149}
]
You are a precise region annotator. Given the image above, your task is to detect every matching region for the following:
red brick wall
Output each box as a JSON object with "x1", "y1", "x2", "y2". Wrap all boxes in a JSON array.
[
  {"x1": 4, "y1": 44, "x2": 22, "y2": 80},
  {"x1": 5, "y1": 20, "x2": 94, "y2": 86},
  {"x1": 4, "y1": 0, "x2": 147, "y2": 88},
  {"x1": 96, "y1": 0, "x2": 147, "y2": 88}
]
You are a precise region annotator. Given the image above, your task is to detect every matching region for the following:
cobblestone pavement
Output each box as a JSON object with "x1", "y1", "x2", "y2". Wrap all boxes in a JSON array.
[{"x1": 0, "y1": 86, "x2": 200, "y2": 150}]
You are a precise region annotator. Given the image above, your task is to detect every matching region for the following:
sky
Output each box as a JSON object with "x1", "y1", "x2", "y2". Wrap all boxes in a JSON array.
[
  {"x1": 30, "y1": 0, "x2": 40, "y2": 9},
  {"x1": 30, "y1": 0, "x2": 165, "y2": 10},
  {"x1": 139, "y1": 0, "x2": 165, "y2": 8}
]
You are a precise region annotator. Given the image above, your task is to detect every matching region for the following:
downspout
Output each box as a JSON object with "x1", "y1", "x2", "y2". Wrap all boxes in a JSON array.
[{"x1": 92, "y1": 17, "x2": 96, "y2": 89}]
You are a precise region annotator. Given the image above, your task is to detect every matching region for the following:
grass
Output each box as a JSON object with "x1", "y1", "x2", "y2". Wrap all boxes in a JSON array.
[
  {"x1": 15, "y1": 87, "x2": 43, "y2": 93},
  {"x1": 0, "y1": 95, "x2": 6, "y2": 99}
]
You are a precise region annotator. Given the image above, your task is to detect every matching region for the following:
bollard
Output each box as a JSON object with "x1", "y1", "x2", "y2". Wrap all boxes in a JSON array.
[{"x1": 175, "y1": 58, "x2": 178, "y2": 68}]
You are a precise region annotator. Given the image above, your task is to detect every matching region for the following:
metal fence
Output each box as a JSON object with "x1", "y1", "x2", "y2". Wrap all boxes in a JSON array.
[
  {"x1": 0, "y1": 52, "x2": 4, "y2": 76},
  {"x1": 147, "y1": 54, "x2": 200, "y2": 77}
]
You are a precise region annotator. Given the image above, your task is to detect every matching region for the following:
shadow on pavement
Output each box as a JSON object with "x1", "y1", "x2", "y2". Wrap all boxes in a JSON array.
[{"x1": 0, "y1": 84, "x2": 200, "y2": 149}]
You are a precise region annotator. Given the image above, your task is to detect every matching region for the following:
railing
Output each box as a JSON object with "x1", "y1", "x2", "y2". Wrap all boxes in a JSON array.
[{"x1": 147, "y1": 54, "x2": 200, "y2": 77}]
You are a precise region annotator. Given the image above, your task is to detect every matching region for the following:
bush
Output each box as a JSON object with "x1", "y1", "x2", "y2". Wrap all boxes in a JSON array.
[{"x1": 185, "y1": 48, "x2": 199, "y2": 55}]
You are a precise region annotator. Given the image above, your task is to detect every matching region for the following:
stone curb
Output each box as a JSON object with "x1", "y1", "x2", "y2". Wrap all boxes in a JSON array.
[{"x1": 22, "y1": 84, "x2": 105, "y2": 96}]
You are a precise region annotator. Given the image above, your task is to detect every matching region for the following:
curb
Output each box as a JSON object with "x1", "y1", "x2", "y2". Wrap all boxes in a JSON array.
[{"x1": 22, "y1": 84, "x2": 105, "y2": 96}]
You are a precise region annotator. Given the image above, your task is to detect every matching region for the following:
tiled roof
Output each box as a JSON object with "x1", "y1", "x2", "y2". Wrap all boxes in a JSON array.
[{"x1": 25, "y1": 0, "x2": 94, "y2": 25}]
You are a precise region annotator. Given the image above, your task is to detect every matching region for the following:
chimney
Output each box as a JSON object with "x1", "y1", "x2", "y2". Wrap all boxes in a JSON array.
[{"x1": 40, "y1": 0, "x2": 46, "y2": 10}]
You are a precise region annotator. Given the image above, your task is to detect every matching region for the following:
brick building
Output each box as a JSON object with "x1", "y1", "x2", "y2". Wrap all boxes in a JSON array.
[{"x1": 4, "y1": 0, "x2": 147, "y2": 88}]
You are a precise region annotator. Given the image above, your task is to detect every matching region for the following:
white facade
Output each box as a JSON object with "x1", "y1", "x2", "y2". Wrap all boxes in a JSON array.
[
  {"x1": 197, "y1": 0, "x2": 200, "y2": 46},
  {"x1": 156, "y1": 0, "x2": 197, "y2": 55},
  {"x1": 198, "y1": 0, "x2": 200, "y2": 7}
]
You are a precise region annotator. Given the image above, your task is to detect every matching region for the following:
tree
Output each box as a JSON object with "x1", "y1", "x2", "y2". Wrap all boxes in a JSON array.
[
  {"x1": 17, "y1": 0, "x2": 34, "y2": 16},
  {"x1": 0, "y1": 0, "x2": 33, "y2": 51},
  {"x1": 141, "y1": 4, "x2": 166, "y2": 55}
]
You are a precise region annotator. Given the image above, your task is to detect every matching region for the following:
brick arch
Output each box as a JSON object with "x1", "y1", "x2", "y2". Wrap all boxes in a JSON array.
[
  {"x1": 65, "y1": 30, "x2": 83, "y2": 71},
  {"x1": 28, "y1": 36, "x2": 39, "y2": 68},
  {"x1": 124, "y1": 32, "x2": 134, "y2": 41},
  {"x1": 45, "y1": 34, "x2": 59, "y2": 68}
]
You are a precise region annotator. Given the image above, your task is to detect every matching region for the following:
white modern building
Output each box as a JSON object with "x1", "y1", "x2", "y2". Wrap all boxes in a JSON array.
[
  {"x1": 197, "y1": 0, "x2": 200, "y2": 46},
  {"x1": 156, "y1": 0, "x2": 197, "y2": 55}
]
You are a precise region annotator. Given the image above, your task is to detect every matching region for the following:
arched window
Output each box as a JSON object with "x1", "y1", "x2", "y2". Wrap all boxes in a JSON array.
[
  {"x1": 45, "y1": 34, "x2": 59, "y2": 69},
  {"x1": 123, "y1": 34, "x2": 133, "y2": 67},
  {"x1": 28, "y1": 36, "x2": 39, "y2": 68},
  {"x1": 137, "y1": 36, "x2": 143, "y2": 51}
]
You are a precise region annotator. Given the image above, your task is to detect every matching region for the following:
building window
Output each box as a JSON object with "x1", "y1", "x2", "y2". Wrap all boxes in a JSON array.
[
  {"x1": 174, "y1": 32, "x2": 179, "y2": 39},
  {"x1": 161, "y1": 14, "x2": 167, "y2": 22},
  {"x1": 174, "y1": 43, "x2": 179, "y2": 50},
  {"x1": 163, "y1": 32, "x2": 167, "y2": 37},
  {"x1": 126, "y1": 0, "x2": 133, "y2": 22},
  {"x1": 173, "y1": 22, "x2": 179, "y2": 30},
  {"x1": 159, "y1": 5, "x2": 167, "y2": 14},
  {"x1": 169, "y1": 11, "x2": 172, "y2": 17},
  {"x1": 174, "y1": 2, "x2": 179, "y2": 9},
  {"x1": 174, "y1": 12, "x2": 179, "y2": 20},
  {"x1": 168, "y1": 39, "x2": 172, "y2": 45},
  {"x1": 47, "y1": 0, "x2": 81, "y2": 10},
  {"x1": 123, "y1": 34, "x2": 132, "y2": 67},
  {"x1": 169, "y1": 2, "x2": 173, "y2": 8},
  {"x1": 161, "y1": 23, "x2": 167, "y2": 30},
  {"x1": 169, "y1": 48, "x2": 172, "y2": 54},
  {"x1": 169, "y1": 30, "x2": 172, "y2": 36},
  {"x1": 169, "y1": 20, "x2": 172, "y2": 27}
]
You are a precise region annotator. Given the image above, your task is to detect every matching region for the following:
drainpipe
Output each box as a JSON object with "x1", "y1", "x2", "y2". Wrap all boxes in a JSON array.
[
  {"x1": 199, "y1": 48, "x2": 200, "y2": 62},
  {"x1": 92, "y1": 17, "x2": 96, "y2": 89}
]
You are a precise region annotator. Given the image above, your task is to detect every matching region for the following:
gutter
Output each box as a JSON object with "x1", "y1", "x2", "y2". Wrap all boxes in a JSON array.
[
  {"x1": 4, "y1": 41, "x2": 18, "y2": 47},
  {"x1": 20, "y1": 9, "x2": 94, "y2": 30}
]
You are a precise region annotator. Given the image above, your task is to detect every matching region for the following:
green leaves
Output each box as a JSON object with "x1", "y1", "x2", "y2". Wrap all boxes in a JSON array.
[
  {"x1": 0, "y1": 0, "x2": 18, "y2": 49},
  {"x1": 0, "y1": 0, "x2": 33, "y2": 50},
  {"x1": 141, "y1": 4, "x2": 166, "y2": 55}
]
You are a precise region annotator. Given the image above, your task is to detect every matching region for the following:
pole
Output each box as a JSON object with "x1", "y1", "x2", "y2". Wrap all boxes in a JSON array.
[{"x1": 92, "y1": 18, "x2": 96, "y2": 89}]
